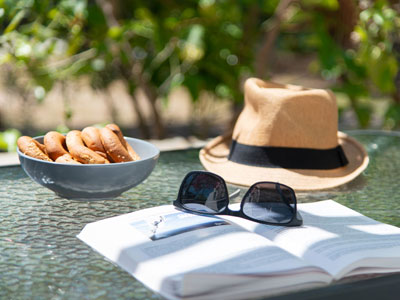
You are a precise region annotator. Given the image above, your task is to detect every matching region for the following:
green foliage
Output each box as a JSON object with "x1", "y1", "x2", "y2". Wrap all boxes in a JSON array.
[
  {"x1": 0, "y1": 0, "x2": 400, "y2": 141},
  {"x1": 385, "y1": 104, "x2": 400, "y2": 129},
  {"x1": 0, "y1": 129, "x2": 21, "y2": 152},
  {"x1": 0, "y1": 0, "x2": 91, "y2": 101},
  {"x1": 278, "y1": 0, "x2": 400, "y2": 128},
  {"x1": 0, "y1": 0, "x2": 269, "y2": 101},
  {"x1": 356, "y1": 2, "x2": 399, "y2": 93}
]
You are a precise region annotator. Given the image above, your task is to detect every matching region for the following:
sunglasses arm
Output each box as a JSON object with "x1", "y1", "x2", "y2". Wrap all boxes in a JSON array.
[{"x1": 229, "y1": 189, "x2": 241, "y2": 200}]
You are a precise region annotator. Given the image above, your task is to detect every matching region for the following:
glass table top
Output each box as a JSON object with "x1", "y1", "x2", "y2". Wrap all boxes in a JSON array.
[{"x1": 0, "y1": 130, "x2": 399, "y2": 299}]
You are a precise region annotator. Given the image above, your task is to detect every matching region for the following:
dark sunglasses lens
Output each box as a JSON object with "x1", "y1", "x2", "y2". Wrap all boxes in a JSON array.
[
  {"x1": 179, "y1": 173, "x2": 228, "y2": 214},
  {"x1": 242, "y1": 183, "x2": 296, "y2": 224}
]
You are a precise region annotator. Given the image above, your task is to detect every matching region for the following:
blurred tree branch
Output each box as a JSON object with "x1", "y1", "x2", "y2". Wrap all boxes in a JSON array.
[
  {"x1": 96, "y1": 0, "x2": 165, "y2": 138},
  {"x1": 255, "y1": 0, "x2": 296, "y2": 79},
  {"x1": 337, "y1": 0, "x2": 358, "y2": 48},
  {"x1": 1, "y1": 0, "x2": 400, "y2": 136}
]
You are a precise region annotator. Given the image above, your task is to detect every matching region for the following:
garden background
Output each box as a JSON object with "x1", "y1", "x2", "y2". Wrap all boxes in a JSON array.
[{"x1": 0, "y1": 0, "x2": 399, "y2": 151}]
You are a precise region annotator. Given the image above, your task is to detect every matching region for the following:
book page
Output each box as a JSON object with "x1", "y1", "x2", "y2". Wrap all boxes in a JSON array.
[
  {"x1": 78, "y1": 205, "x2": 331, "y2": 300},
  {"x1": 230, "y1": 200, "x2": 400, "y2": 279}
]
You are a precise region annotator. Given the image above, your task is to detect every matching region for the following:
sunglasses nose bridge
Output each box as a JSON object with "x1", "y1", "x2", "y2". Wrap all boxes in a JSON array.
[{"x1": 224, "y1": 208, "x2": 243, "y2": 218}]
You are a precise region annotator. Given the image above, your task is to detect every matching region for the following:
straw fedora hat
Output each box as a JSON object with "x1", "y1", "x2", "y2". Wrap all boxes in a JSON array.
[{"x1": 199, "y1": 78, "x2": 369, "y2": 191}]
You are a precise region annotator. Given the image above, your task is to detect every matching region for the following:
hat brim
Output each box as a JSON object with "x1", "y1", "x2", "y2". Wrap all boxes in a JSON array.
[{"x1": 199, "y1": 132, "x2": 369, "y2": 191}]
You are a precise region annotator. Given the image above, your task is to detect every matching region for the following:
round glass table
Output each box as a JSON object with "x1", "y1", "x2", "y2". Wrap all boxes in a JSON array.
[{"x1": 0, "y1": 130, "x2": 399, "y2": 299}]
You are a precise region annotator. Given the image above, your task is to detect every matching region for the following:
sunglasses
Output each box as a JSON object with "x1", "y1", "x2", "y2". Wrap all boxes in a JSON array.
[{"x1": 173, "y1": 171, "x2": 303, "y2": 226}]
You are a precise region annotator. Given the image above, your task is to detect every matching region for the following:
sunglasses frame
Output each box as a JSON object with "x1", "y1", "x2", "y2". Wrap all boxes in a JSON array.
[{"x1": 174, "y1": 171, "x2": 303, "y2": 227}]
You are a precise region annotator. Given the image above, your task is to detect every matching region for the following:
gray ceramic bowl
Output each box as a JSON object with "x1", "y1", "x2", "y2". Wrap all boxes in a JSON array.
[{"x1": 17, "y1": 136, "x2": 160, "y2": 200}]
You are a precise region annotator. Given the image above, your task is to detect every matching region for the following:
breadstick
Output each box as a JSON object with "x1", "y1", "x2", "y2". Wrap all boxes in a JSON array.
[
  {"x1": 44, "y1": 131, "x2": 69, "y2": 161},
  {"x1": 55, "y1": 153, "x2": 81, "y2": 164},
  {"x1": 81, "y1": 126, "x2": 109, "y2": 160},
  {"x1": 66, "y1": 130, "x2": 109, "y2": 164},
  {"x1": 17, "y1": 136, "x2": 53, "y2": 162},
  {"x1": 100, "y1": 127, "x2": 133, "y2": 163},
  {"x1": 106, "y1": 124, "x2": 140, "y2": 161}
]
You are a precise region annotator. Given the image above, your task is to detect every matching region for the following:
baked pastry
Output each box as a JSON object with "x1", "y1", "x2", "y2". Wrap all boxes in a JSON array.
[
  {"x1": 81, "y1": 126, "x2": 109, "y2": 160},
  {"x1": 44, "y1": 131, "x2": 69, "y2": 161},
  {"x1": 106, "y1": 124, "x2": 140, "y2": 161},
  {"x1": 66, "y1": 130, "x2": 109, "y2": 164},
  {"x1": 17, "y1": 136, "x2": 53, "y2": 162},
  {"x1": 17, "y1": 124, "x2": 141, "y2": 164},
  {"x1": 55, "y1": 153, "x2": 81, "y2": 164},
  {"x1": 100, "y1": 127, "x2": 133, "y2": 163}
]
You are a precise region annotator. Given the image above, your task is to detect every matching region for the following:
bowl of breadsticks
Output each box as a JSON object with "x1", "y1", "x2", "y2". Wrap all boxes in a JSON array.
[{"x1": 16, "y1": 124, "x2": 160, "y2": 200}]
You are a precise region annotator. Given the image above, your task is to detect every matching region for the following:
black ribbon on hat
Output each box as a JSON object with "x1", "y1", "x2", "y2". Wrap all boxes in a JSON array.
[{"x1": 228, "y1": 140, "x2": 349, "y2": 170}]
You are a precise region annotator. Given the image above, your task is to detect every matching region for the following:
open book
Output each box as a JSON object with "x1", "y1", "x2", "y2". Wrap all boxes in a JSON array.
[{"x1": 77, "y1": 200, "x2": 400, "y2": 300}]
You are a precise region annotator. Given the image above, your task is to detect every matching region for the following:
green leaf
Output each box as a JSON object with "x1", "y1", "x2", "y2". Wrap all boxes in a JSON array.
[
  {"x1": 0, "y1": 129, "x2": 21, "y2": 152},
  {"x1": 183, "y1": 75, "x2": 201, "y2": 101},
  {"x1": 34, "y1": 86, "x2": 46, "y2": 102},
  {"x1": 5, "y1": 9, "x2": 26, "y2": 33},
  {"x1": 334, "y1": 81, "x2": 369, "y2": 99},
  {"x1": 108, "y1": 26, "x2": 122, "y2": 39},
  {"x1": 384, "y1": 104, "x2": 400, "y2": 129},
  {"x1": 372, "y1": 12, "x2": 384, "y2": 26},
  {"x1": 354, "y1": 104, "x2": 372, "y2": 128},
  {"x1": 56, "y1": 124, "x2": 70, "y2": 134},
  {"x1": 215, "y1": 84, "x2": 232, "y2": 99},
  {"x1": 181, "y1": 25, "x2": 205, "y2": 62},
  {"x1": 170, "y1": 73, "x2": 184, "y2": 90},
  {"x1": 186, "y1": 24, "x2": 205, "y2": 47},
  {"x1": 0, "y1": 133, "x2": 7, "y2": 151}
]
